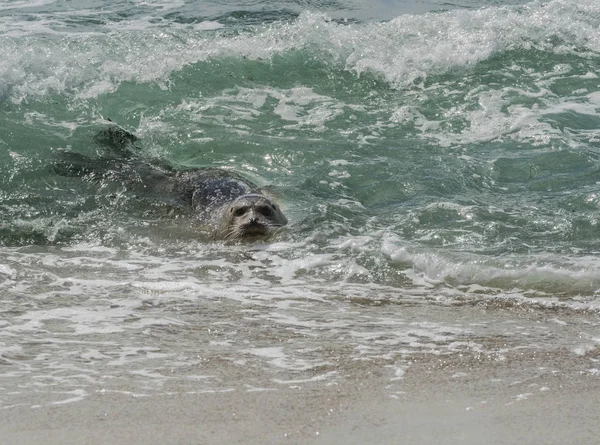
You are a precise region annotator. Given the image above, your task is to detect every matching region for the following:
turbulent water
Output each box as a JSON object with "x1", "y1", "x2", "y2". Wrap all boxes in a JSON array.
[{"x1": 1, "y1": 0, "x2": 599, "y2": 409}]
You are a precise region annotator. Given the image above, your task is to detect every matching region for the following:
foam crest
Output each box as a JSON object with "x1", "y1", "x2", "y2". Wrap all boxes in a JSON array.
[
  {"x1": 382, "y1": 238, "x2": 600, "y2": 298},
  {"x1": 224, "y1": 1, "x2": 600, "y2": 87},
  {"x1": 2, "y1": 0, "x2": 599, "y2": 103},
  {"x1": 0, "y1": 25, "x2": 225, "y2": 102}
]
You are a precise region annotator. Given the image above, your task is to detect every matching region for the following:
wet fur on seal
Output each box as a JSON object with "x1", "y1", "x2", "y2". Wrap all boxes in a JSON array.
[{"x1": 54, "y1": 125, "x2": 288, "y2": 241}]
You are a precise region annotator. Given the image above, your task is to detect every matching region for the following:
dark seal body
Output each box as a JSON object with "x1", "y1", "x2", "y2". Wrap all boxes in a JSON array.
[{"x1": 54, "y1": 125, "x2": 287, "y2": 240}]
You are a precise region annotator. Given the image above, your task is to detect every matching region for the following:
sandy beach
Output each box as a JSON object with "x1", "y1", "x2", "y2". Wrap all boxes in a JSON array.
[{"x1": 3, "y1": 347, "x2": 598, "y2": 445}]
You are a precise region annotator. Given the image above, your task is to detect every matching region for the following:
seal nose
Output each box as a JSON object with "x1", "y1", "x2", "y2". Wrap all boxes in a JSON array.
[{"x1": 248, "y1": 209, "x2": 259, "y2": 225}]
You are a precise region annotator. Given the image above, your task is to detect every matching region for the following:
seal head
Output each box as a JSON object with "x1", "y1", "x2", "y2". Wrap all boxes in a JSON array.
[{"x1": 218, "y1": 193, "x2": 287, "y2": 240}]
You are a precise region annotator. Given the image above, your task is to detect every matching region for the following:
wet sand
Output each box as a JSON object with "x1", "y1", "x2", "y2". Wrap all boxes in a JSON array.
[
  {"x1": 315, "y1": 352, "x2": 600, "y2": 445},
  {"x1": 2, "y1": 349, "x2": 598, "y2": 445}
]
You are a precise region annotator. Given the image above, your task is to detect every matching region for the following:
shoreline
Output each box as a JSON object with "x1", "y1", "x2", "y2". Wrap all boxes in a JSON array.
[{"x1": 2, "y1": 349, "x2": 598, "y2": 445}]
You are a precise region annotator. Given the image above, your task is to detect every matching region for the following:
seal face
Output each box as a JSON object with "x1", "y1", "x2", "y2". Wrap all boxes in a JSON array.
[
  {"x1": 181, "y1": 171, "x2": 288, "y2": 240},
  {"x1": 217, "y1": 193, "x2": 288, "y2": 241}
]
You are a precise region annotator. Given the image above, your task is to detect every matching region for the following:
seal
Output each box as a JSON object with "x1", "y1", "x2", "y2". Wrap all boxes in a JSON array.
[
  {"x1": 54, "y1": 125, "x2": 288, "y2": 241},
  {"x1": 174, "y1": 169, "x2": 288, "y2": 240}
]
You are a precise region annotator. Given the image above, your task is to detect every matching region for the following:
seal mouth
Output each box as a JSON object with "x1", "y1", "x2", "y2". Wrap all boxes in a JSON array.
[{"x1": 240, "y1": 222, "x2": 269, "y2": 237}]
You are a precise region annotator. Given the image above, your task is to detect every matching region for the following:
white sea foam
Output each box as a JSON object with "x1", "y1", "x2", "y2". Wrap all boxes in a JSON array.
[
  {"x1": 50, "y1": 388, "x2": 87, "y2": 405},
  {"x1": 1, "y1": 0, "x2": 598, "y2": 104},
  {"x1": 170, "y1": 86, "x2": 352, "y2": 134},
  {"x1": 381, "y1": 236, "x2": 600, "y2": 297},
  {"x1": 2, "y1": 0, "x2": 600, "y2": 409},
  {"x1": 1, "y1": 236, "x2": 598, "y2": 410}
]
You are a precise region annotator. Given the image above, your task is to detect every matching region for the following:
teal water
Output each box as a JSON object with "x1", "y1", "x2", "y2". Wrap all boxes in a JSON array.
[{"x1": 1, "y1": 0, "x2": 599, "y2": 410}]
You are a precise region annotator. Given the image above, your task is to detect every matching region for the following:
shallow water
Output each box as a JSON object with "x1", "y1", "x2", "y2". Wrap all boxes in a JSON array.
[{"x1": 1, "y1": 0, "x2": 600, "y2": 409}]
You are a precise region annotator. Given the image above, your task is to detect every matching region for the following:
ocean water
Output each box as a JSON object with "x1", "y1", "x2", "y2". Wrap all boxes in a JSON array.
[{"x1": 1, "y1": 0, "x2": 599, "y2": 409}]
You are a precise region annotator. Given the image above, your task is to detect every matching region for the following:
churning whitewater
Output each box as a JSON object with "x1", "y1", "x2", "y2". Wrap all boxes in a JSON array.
[{"x1": 0, "y1": 0, "x2": 599, "y2": 410}]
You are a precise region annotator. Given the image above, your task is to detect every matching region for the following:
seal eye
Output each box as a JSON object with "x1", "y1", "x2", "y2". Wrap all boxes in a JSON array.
[
  {"x1": 259, "y1": 206, "x2": 273, "y2": 217},
  {"x1": 234, "y1": 207, "x2": 247, "y2": 217}
]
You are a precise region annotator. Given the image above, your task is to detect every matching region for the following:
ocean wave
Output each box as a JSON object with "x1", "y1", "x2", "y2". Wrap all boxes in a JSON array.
[{"x1": 1, "y1": 0, "x2": 599, "y2": 102}]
